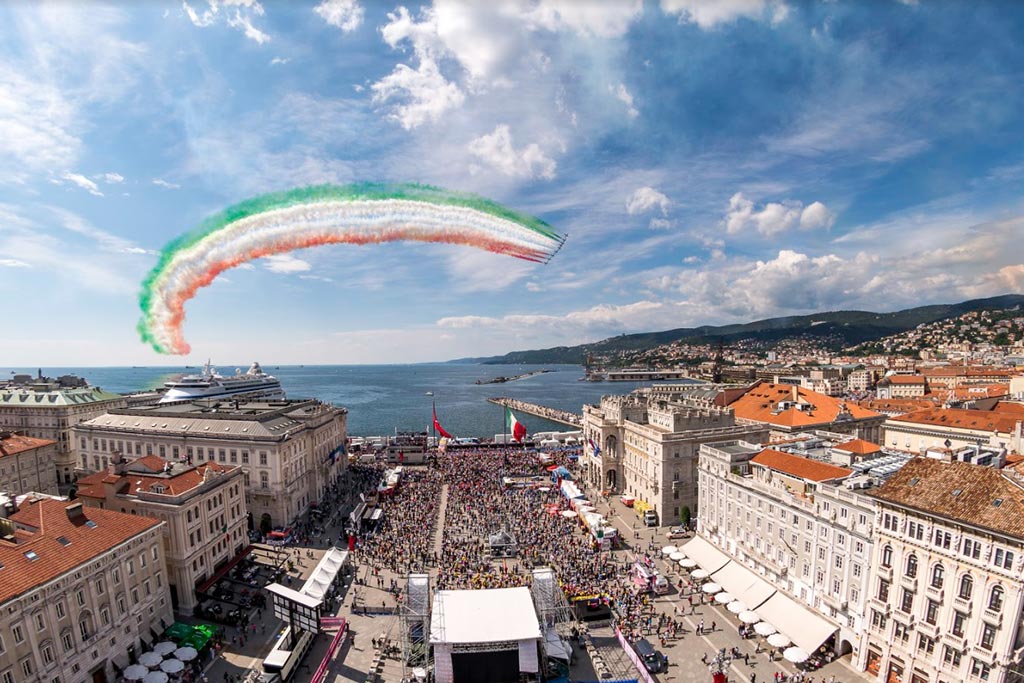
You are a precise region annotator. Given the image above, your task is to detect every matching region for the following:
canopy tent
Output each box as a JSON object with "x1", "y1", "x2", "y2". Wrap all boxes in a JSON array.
[
  {"x1": 488, "y1": 530, "x2": 519, "y2": 558},
  {"x1": 714, "y1": 592, "x2": 735, "y2": 604},
  {"x1": 755, "y1": 592, "x2": 837, "y2": 653},
  {"x1": 702, "y1": 582, "x2": 722, "y2": 594},
  {"x1": 163, "y1": 623, "x2": 192, "y2": 642},
  {"x1": 754, "y1": 622, "x2": 777, "y2": 636},
  {"x1": 727, "y1": 600, "x2": 748, "y2": 614},
  {"x1": 739, "y1": 611, "x2": 761, "y2": 624},
  {"x1": 682, "y1": 536, "x2": 730, "y2": 574},
  {"x1": 560, "y1": 510, "x2": 578, "y2": 518},
  {"x1": 710, "y1": 561, "x2": 776, "y2": 610},
  {"x1": 784, "y1": 647, "x2": 811, "y2": 664},
  {"x1": 768, "y1": 634, "x2": 792, "y2": 649}
]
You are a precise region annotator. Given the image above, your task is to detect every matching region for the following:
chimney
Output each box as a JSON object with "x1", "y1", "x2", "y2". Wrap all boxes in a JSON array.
[
  {"x1": 65, "y1": 502, "x2": 86, "y2": 523},
  {"x1": 792, "y1": 385, "x2": 799, "y2": 402}
]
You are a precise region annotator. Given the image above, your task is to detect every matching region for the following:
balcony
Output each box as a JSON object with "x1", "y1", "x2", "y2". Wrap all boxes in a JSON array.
[
  {"x1": 900, "y1": 574, "x2": 918, "y2": 592},
  {"x1": 877, "y1": 565, "x2": 893, "y2": 581}
]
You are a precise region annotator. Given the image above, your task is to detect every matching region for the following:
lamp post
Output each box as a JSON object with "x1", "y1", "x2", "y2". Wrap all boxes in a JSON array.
[{"x1": 426, "y1": 391, "x2": 435, "y2": 449}]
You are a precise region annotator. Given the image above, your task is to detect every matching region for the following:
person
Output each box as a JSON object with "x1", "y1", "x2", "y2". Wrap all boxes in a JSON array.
[
  {"x1": 751, "y1": 674, "x2": 756, "y2": 683},
  {"x1": 711, "y1": 620, "x2": 716, "y2": 632}
]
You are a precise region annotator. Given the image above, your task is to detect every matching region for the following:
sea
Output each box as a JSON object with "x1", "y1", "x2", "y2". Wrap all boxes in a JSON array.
[{"x1": 1, "y1": 363, "x2": 691, "y2": 438}]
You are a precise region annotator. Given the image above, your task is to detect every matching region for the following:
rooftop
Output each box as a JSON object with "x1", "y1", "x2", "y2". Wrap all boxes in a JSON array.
[
  {"x1": 75, "y1": 456, "x2": 236, "y2": 500},
  {"x1": 728, "y1": 383, "x2": 881, "y2": 428},
  {"x1": 869, "y1": 458, "x2": 1024, "y2": 539},
  {"x1": 430, "y1": 587, "x2": 541, "y2": 644},
  {"x1": 750, "y1": 448, "x2": 854, "y2": 482},
  {"x1": 0, "y1": 433, "x2": 56, "y2": 458},
  {"x1": 0, "y1": 386, "x2": 123, "y2": 407},
  {"x1": 831, "y1": 438, "x2": 882, "y2": 455},
  {"x1": 888, "y1": 407, "x2": 1022, "y2": 433},
  {"x1": 0, "y1": 497, "x2": 161, "y2": 604}
]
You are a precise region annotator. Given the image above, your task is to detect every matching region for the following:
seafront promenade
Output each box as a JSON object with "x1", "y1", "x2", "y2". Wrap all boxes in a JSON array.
[{"x1": 487, "y1": 396, "x2": 583, "y2": 427}]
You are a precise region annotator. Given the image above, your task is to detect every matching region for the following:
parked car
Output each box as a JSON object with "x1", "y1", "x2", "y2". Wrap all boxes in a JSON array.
[
  {"x1": 634, "y1": 638, "x2": 665, "y2": 673},
  {"x1": 666, "y1": 526, "x2": 687, "y2": 539}
]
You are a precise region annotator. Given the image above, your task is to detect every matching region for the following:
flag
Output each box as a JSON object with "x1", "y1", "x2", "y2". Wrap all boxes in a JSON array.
[
  {"x1": 432, "y1": 405, "x2": 453, "y2": 439},
  {"x1": 588, "y1": 438, "x2": 601, "y2": 457},
  {"x1": 505, "y1": 406, "x2": 527, "y2": 443}
]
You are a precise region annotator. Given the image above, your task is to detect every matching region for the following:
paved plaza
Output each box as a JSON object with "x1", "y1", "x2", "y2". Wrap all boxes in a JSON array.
[{"x1": 183, "y1": 457, "x2": 874, "y2": 683}]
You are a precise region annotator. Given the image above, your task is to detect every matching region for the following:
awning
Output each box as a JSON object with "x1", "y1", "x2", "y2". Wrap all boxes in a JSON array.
[
  {"x1": 681, "y1": 536, "x2": 730, "y2": 573},
  {"x1": 755, "y1": 592, "x2": 836, "y2": 653},
  {"x1": 710, "y1": 562, "x2": 776, "y2": 609}
]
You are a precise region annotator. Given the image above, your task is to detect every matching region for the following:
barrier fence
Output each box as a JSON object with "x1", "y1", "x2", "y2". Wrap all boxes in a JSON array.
[
  {"x1": 311, "y1": 620, "x2": 348, "y2": 683},
  {"x1": 615, "y1": 626, "x2": 657, "y2": 683}
]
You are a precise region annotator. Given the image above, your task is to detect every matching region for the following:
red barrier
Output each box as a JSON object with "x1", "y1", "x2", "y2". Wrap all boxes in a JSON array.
[{"x1": 311, "y1": 619, "x2": 348, "y2": 683}]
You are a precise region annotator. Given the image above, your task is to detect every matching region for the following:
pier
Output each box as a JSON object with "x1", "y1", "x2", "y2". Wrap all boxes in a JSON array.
[{"x1": 487, "y1": 397, "x2": 583, "y2": 428}]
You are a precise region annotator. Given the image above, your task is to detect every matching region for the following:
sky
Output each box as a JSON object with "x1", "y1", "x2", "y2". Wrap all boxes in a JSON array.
[{"x1": 2, "y1": 0, "x2": 1024, "y2": 366}]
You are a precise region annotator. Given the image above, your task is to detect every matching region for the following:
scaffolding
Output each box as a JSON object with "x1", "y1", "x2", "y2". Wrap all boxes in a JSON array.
[
  {"x1": 530, "y1": 567, "x2": 574, "y2": 629},
  {"x1": 400, "y1": 573, "x2": 431, "y2": 673}
]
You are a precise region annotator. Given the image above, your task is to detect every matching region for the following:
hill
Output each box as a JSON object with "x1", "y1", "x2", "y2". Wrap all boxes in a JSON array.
[{"x1": 457, "y1": 294, "x2": 1024, "y2": 365}]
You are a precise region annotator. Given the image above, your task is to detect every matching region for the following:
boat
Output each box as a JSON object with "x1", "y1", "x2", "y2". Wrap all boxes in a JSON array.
[{"x1": 159, "y1": 361, "x2": 285, "y2": 403}]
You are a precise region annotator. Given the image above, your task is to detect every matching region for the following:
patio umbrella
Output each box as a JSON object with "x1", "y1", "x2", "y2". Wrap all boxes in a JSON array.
[
  {"x1": 143, "y1": 672, "x2": 169, "y2": 683},
  {"x1": 578, "y1": 505, "x2": 597, "y2": 513},
  {"x1": 714, "y1": 591, "x2": 735, "y2": 604},
  {"x1": 768, "y1": 634, "x2": 791, "y2": 649},
  {"x1": 690, "y1": 569, "x2": 709, "y2": 580},
  {"x1": 124, "y1": 665, "x2": 149, "y2": 681},
  {"x1": 661, "y1": 545, "x2": 678, "y2": 555},
  {"x1": 679, "y1": 558, "x2": 697, "y2": 569},
  {"x1": 153, "y1": 641, "x2": 177, "y2": 657},
  {"x1": 669, "y1": 551, "x2": 685, "y2": 561},
  {"x1": 727, "y1": 600, "x2": 748, "y2": 614},
  {"x1": 560, "y1": 510, "x2": 578, "y2": 518},
  {"x1": 754, "y1": 622, "x2": 777, "y2": 637},
  {"x1": 738, "y1": 611, "x2": 760, "y2": 624},
  {"x1": 139, "y1": 652, "x2": 163, "y2": 669},
  {"x1": 174, "y1": 647, "x2": 198, "y2": 662},
  {"x1": 702, "y1": 582, "x2": 722, "y2": 594},
  {"x1": 160, "y1": 658, "x2": 184, "y2": 674},
  {"x1": 784, "y1": 647, "x2": 810, "y2": 664}
]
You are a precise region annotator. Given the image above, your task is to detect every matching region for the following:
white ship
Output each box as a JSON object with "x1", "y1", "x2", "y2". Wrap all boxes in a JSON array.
[{"x1": 159, "y1": 361, "x2": 285, "y2": 403}]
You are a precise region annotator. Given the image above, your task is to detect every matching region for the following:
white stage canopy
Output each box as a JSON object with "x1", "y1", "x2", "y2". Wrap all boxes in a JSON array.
[{"x1": 430, "y1": 587, "x2": 541, "y2": 645}]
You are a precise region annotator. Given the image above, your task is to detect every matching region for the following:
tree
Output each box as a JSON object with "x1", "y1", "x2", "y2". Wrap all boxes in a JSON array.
[
  {"x1": 681, "y1": 506, "x2": 692, "y2": 528},
  {"x1": 259, "y1": 513, "x2": 273, "y2": 536}
]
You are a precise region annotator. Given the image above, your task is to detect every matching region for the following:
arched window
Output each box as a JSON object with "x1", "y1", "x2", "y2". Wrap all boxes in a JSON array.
[
  {"x1": 958, "y1": 574, "x2": 973, "y2": 600},
  {"x1": 906, "y1": 554, "x2": 918, "y2": 578},
  {"x1": 988, "y1": 585, "x2": 1004, "y2": 612},
  {"x1": 931, "y1": 563, "x2": 944, "y2": 589},
  {"x1": 881, "y1": 545, "x2": 893, "y2": 568},
  {"x1": 78, "y1": 611, "x2": 93, "y2": 641}
]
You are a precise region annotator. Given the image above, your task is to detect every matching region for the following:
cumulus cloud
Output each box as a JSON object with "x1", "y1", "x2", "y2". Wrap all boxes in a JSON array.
[
  {"x1": 524, "y1": 1, "x2": 643, "y2": 38},
  {"x1": 314, "y1": 0, "x2": 363, "y2": 32},
  {"x1": 438, "y1": 300, "x2": 667, "y2": 334},
  {"x1": 262, "y1": 254, "x2": 312, "y2": 274},
  {"x1": 626, "y1": 186, "x2": 671, "y2": 216},
  {"x1": 723, "y1": 192, "x2": 834, "y2": 236},
  {"x1": 610, "y1": 82, "x2": 639, "y2": 119},
  {"x1": 660, "y1": 0, "x2": 789, "y2": 29},
  {"x1": 101, "y1": 172, "x2": 124, "y2": 184},
  {"x1": 468, "y1": 125, "x2": 557, "y2": 179},
  {"x1": 182, "y1": 0, "x2": 270, "y2": 44},
  {"x1": 152, "y1": 178, "x2": 181, "y2": 189},
  {"x1": 60, "y1": 172, "x2": 104, "y2": 197}
]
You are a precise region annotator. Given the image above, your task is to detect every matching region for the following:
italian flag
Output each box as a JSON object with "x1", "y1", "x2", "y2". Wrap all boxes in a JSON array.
[{"x1": 505, "y1": 407, "x2": 527, "y2": 443}]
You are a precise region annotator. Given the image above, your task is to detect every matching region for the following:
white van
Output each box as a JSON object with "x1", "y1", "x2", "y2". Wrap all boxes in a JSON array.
[{"x1": 644, "y1": 510, "x2": 658, "y2": 527}]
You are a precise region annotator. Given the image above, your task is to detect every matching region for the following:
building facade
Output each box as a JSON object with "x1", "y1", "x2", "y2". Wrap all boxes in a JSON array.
[
  {"x1": 0, "y1": 432, "x2": 59, "y2": 495},
  {"x1": 0, "y1": 383, "x2": 126, "y2": 490},
  {"x1": 582, "y1": 389, "x2": 768, "y2": 525},
  {"x1": 877, "y1": 375, "x2": 929, "y2": 399},
  {"x1": 0, "y1": 495, "x2": 172, "y2": 683},
  {"x1": 75, "y1": 455, "x2": 247, "y2": 611},
  {"x1": 863, "y1": 458, "x2": 1024, "y2": 683},
  {"x1": 884, "y1": 408, "x2": 1024, "y2": 454},
  {"x1": 73, "y1": 398, "x2": 347, "y2": 528},
  {"x1": 698, "y1": 443, "x2": 877, "y2": 656}
]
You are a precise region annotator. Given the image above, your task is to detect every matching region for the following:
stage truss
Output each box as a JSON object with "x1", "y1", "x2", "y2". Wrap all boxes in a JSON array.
[{"x1": 401, "y1": 573, "x2": 431, "y2": 673}]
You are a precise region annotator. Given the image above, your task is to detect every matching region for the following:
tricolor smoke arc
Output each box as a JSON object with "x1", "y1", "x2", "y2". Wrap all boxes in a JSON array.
[{"x1": 138, "y1": 184, "x2": 565, "y2": 355}]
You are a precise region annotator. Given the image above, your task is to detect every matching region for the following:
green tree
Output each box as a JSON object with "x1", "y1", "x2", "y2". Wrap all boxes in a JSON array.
[
  {"x1": 259, "y1": 513, "x2": 273, "y2": 536},
  {"x1": 681, "y1": 506, "x2": 692, "y2": 528}
]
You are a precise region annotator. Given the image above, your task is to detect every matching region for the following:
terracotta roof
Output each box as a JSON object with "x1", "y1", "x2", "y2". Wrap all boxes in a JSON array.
[
  {"x1": 76, "y1": 458, "x2": 235, "y2": 500},
  {"x1": 750, "y1": 449, "x2": 854, "y2": 482},
  {"x1": 0, "y1": 434, "x2": 56, "y2": 458},
  {"x1": 132, "y1": 455, "x2": 171, "y2": 472},
  {"x1": 991, "y1": 401, "x2": 1024, "y2": 416},
  {"x1": 868, "y1": 457, "x2": 1024, "y2": 539},
  {"x1": 889, "y1": 408, "x2": 1023, "y2": 433},
  {"x1": 728, "y1": 383, "x2": 881, "y2": 428},
  {"x1": 832, "y1": 438, "x2": 881, "y2": 455},
  {"x1": 880, "y1": 375, "x2": 927, "y2": 385},
  {"x1": 0, "y1": 498, "x2": 161, "y2": 604},
  {"x1": 853, "y1": 397, "x2": 941, "y2": 413}
]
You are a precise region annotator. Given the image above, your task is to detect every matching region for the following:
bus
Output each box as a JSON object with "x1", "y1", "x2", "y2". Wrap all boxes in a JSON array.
[{"x1": 262, "y1": 627, "x2": 316, "y2": 682}]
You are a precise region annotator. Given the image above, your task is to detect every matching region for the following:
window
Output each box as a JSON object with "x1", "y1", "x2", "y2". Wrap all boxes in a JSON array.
[
  {"x1": 78, "y1": 617, "x2": 91, "y2": 641},
  {"x1": 35, "y1": 612, "x2": 46, "y2": 631},
  {"x1": 971, "y1": 659, "x2": 991, "y2": 680},
  {"x1": 11, "y1": 624, "x2": 23, "y2": 644},
  {"x1": 980, "y1": 623, "x2": 996, "y2": 651},
  {"x1": 61, "y1": 631, "x2": 74, "y2": 651},
  {"x1": 1, "y1": 671, "x2": 12, "y2": 683},
  {"x1": 906, "y1": 554, "x2": 918, "y2": 578},
  {"x1": 853, "y1": 564, "x2": 862, "y2": 578},
  {"x1": 871, "y1": 609, "x2": 888, "y2": 630},
  {"x1": 993, "y1": 548, "x2": 1014, "y2": 570},
  {"x1": 958, "y1": 574, "x2": 973, "y2": 600},
  {"x1": 835, "y1": 555, "x2": 843, "y2": 569},
  {"x1": 934, "y1": 530, "x2": 952, "y2": 549},
  {"x1": 952, "y1": 611, "x2": 967, "y2": 637},
  {"x1": 988, "y1": 586, "x2": 1004, "y2": 612},
  {"x1": 962, "y1": 539, "x2": 981, "y2": 559},
  {"x1": 882, "y1": 545, "x2": 893, "y2": 568},
  {"x1": 893, "y1": 622, "x2": 910, "y2": 643},
  {"x1": 925, "y1": 599, "x2": 939, "y2": 625},
  {"x1": 931, "y1": 563, "x2": 945, "y2": 589},
  {"x1": 943, "y1": 646, "x2": 962, "y2": 667},
  {"x1": 41, "y1": 642, "x2": 55, "y2": 665},
  {"x1": 75, "y1": 590, "x2": 84, "y2": 606},
  {"x1": 20, "y1": 660, "x2": 31, "y2": 678},
  {"x1": 259, "y1": 452, "x2": 268, "y2": 466},
  {"x1": 878, "y1": 579, "x2": 891, "y2": 601},
  {"x1": 900, "y1": 589, "x2": 914, "y2": 613}
]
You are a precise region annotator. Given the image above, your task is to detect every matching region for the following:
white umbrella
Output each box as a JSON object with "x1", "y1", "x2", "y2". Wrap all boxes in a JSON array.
[
  {"x1": 691, "y1": 569, "x2": 709, "y2": 580},
  {"x1": 679, "y1": 558, "x2": 697, "y2": 569},
  {"x1": 702, "y1": 582, "x2": 722, "y2": 594},
  {"x1": 153, "y1": 641, "x2": 177, "y2": 657},
  {"x1": 669, "y1": 551, "x2": 685, "y2": 561},
  {"x1": 784, "y1": 647, "x2": 810, "y2": 664},
  {"x1": 124, "y1": 665, "x2": 149, "y2": 681},
  {"x1": 560, "y1": 510, "x2": 578, "y2": 518},
  {"x1": 143, "y1": 672, "x2": 169, "y2": 683},
  {"x1": 768, "y1": 634, "x2": 791, "y2": 649},
  {"x1": 661, "y1": 545, "x2": 678, "y2": 556},
  {"x1": 727, "y1": 600, "x2": 748, "y2": 614},
  {"x1": 714, "y1": 591, "x2": 735, "y2": 604},
  {"x1": 578, "y1": 505, "x2": 597, "y2": 514},
  {"x1": 738, "y1": 610, "x2": 760, "y2": 624},
  {"x1": 160, "y1": 659, "x2": 184, "y2": 674},
  {"x1": 174, "y1": 647, "x2": 198, "y2": 662},
  {"x1": 139, "y1": 652, "x2": 163, "y2": 669},
  {"x1": 754, "y1": 621, "x2": 778, "y2": 637}
]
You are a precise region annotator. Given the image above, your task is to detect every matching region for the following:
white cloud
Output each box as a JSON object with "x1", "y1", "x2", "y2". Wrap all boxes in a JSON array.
[
  {"x1": 0, "y1": 259, "x2": 31, "y2": 268},
  {"x1": 723, "y1": 192, "x2": 834, "y2": 236},
  {"x1": 438, "y1": 300, "x2": 668, "y2": 335},
  {"x1": 0, "y1": 70, "x2": 80, "y2": 182},
  {"x1": 269, "y1": 56, "x2": 290, "y2": 65},
  {"x1": 60, "y1": 172, "x2": 104, "y2": 197},
  {"x1": 468, "y1": 125, "x2": 557, "y2": 180},
  {"x1": 152, "y1": 178, "x2": 181, "y2": 189},
  {"x1": 182, "y1": 0, "x2": 270, "y2": 44},
  {"x1": 314, "y1": 0, "x2": 364, "y2": 32},
  {"x1": 649, "y1": 218, "x2": 675, "y2": 230},
  {"x1": 626, "y1": 186, "x2": 671, "y2": 216},
  {"x1": 610, "y1": 82, "x2": 639, "y2": 119},
  {"x1": 101, "y1": 172, "x2": 124, "y2": 184},
  {"x1": 444, "y1": 249, "x2": 535, "y2": 292},
  {"x1": 660, "y1": 0, "x2": 789, "y2": 29},
  {"x1": 524, "y1": 0, "x2": 643, "y2": 38},
  {"x1": 47, "y1": 206, "x2": 151, "y2": 255},
  {"x1": 262, "y1": 254, "x2": 312, "y2": 274}
]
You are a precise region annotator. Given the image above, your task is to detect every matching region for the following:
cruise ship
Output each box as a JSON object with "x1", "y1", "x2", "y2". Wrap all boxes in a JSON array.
[{"x1": 159, "y1": 361, "x2": 285, "y2": 403}]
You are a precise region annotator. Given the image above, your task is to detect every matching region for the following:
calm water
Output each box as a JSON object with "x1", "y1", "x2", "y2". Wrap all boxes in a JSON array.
[{"x1": 1, "y1": 363, "x2": 684, "y2": 438}]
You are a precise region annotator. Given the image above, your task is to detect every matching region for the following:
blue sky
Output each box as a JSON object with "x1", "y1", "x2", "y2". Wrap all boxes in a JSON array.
[{"x1": 2, "y1": 0, "x2": 1024, "y2": 366}]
